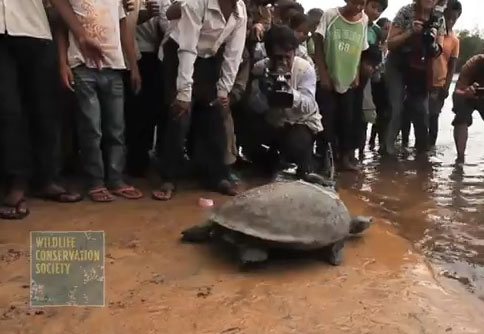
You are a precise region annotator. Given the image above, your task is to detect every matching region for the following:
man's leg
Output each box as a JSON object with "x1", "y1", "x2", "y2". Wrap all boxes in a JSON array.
[
  {"x1": 451, "y1": 93, "x2": 475, "y2": 165},
  {"x1": 73, "y1": 66, "x2": 111, "y2": 201},
  {"x1": 407, "y1": 91, "x2": 430, "y2": 153},
  {"x1": 336, "y1": 89, "x2": 358, "y2": 171},
  {"x1": 191, "y1": 53, "x2": 236, "y2": 195},
  {"x1": 278, "y1": 124, "x2": 314, "y2": 177},
  {"x1": 99, "y1": 69, "x2": 142, "y2": 199},
  {"x1": 20, "y1": 38, "x2": 81, "y2": 202},
  {"x1": 153, "y1": 39, "x2": 191, "y2": 200},
  {"x1": 315, "y1": 85, "x2": 337, "y2": 172},
  {"x1": 428, "y1": 88, "x2": 445, "y2": 147},
  {"x1": 0, "y1": 36, "x2": 30, "y2": 219},
  {"x1": 383, "y1": 60, "x2": 406, "y2": 155}
]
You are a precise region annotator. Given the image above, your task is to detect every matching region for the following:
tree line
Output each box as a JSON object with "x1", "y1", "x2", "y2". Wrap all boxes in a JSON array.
[{"x1": 456, "y1": 29, "x2": 484, "y2": 71}]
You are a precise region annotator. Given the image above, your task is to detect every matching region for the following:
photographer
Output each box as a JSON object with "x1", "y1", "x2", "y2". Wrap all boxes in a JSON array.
[
  {"x1": 246, "y1": 25, "x2": 323, "y2": 179},
  {"x1": 382, "y1": 0, "x2": 445, "y2": 156},
  {"x1": 452, "y1": 54, "x2": 484, "y2": 166}
]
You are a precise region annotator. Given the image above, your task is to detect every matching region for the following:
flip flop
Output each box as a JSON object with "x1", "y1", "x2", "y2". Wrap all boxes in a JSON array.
[
  {"x1": 111, "y1": 186, "x2": 143, "y2": 200},
  {"x1": 40, "y1": 191, "x2": 83, "y2": 203},
  {"x1": 216, "y1": 179, "x2": 239, "y2": 196},
  {"x1": 152, "y1": 182, "x2": 176, "y2": 201},
  {"x1": 0, "y1": 199, "x2": 30, "y2": 220},
  {"x1": 88, "y1": 187, "x2": 115, "y2": 203}
]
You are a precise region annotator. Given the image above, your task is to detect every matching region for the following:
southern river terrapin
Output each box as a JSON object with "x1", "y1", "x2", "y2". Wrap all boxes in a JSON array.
[{"x1": 181, "y1": 180, "x2": 372, "y2": 266}]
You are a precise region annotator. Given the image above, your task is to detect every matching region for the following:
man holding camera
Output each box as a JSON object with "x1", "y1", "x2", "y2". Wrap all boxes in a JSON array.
[
  {"x1": 452, "y1": 54, "x2": 484, "y2": 166},
  {"x1": 247, "y1": 25, "x2": 323, "y2": 179}
]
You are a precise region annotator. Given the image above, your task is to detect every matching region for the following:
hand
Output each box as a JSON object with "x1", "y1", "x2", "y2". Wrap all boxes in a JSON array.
[
  {"x1": 351, "y1": 76, "x2": 359, "y2": 89},
  {"x1": 78, "y1": 36, "x2": 104, "y2": 69},
  {"x1": 60, "y1": 64, "x2": 75, "y2": 92},
  {"x1": 123, "y1": 0, "x2": 135, "y2": 13},
  {"x1": 214, "y1": 96, "x2": 230, "y2": 111},
  {"x1": 464, "y1": 83, "x2": 479, "y2": 98},
  {"x1": 171, "y1": 99, "x2": 191, "y2": 118},
  {"x1": 130, "y1": 68, "x2": 142, "y2": 95},
  {"x1": 412, "y1": 20, "x2": 424, "y2": 34},
  {"x1": 251, "y1": 23, "x2": 265, "y2": 42},
  {"x1": 146, "y1": 0, "x2": 160, "y2": 17},
  {"x1": 439, "y1": 87, "x2": 449, "y2": 100},
  {"x1": 320, "y1": 77, "x2": 333, "y2": 91}
]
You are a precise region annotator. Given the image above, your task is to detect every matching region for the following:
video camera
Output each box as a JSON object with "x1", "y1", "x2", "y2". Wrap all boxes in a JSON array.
[
  {"x1": 261, "y1": 67, "x2": 294, "y2": 109},
  {"x1": 421, "y1": 4, "x2": 445, "y2": 61}
]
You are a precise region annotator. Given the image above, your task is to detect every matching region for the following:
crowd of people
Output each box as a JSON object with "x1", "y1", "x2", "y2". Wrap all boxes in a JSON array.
[{"x1": 2, "y1": 0, "x2": 484, "y2": 221}]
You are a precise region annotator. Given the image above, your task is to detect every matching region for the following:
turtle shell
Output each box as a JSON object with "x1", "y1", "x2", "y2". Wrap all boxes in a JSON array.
[{"x1": 210, "y1": 181, "x2": 352, "y2": 248}]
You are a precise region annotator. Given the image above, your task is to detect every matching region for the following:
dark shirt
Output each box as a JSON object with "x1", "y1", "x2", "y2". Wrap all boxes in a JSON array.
[{"x1": 456, "y1": 54, "x2": 484, "y2": 91}]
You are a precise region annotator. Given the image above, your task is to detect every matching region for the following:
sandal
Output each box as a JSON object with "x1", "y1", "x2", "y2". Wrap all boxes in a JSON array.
[
  {"x1": 40, "y1": 191, "x2": 83, "y2": 203},
  {"x1": 152, "y1": 182, "x2": 176, "y2": 201},
  {"x1": 111, "y1": 186, "x2": 143, "y2": 200},
  {"x1": 88, "y1": 187, "x2": 115, "y2": 203},
  {"x1": 0, "y1": 199, "x2": 30, "y2": 220}
]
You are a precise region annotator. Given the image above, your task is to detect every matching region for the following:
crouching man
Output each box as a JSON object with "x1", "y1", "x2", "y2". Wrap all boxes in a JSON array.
[
  {"x1": 247, "y1": 25, "x2": 323, "y2": 179},
  {"x1": 452, "y1": 54, "x2": 484, "y2": 166}
]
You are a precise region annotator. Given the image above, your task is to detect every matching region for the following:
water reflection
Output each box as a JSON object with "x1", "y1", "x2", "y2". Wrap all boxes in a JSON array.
[{"x1": 341, "y1": 81, "x2": 484, "y2": 299}]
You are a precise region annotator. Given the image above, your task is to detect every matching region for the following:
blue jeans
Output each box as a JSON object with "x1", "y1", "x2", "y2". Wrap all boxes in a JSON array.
[{"x1": 73, "y1": 66, "x2": 126, "y2": 188}]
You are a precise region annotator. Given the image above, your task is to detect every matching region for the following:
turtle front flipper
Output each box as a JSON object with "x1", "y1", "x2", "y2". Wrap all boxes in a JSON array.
[
  {"x1": 181, "y1": 222, "x2": 215, "y2": 242},
  {"x1": 325, "y1": 240, "x2": 345, "y2": 266},
  {"x1": 349, "y1": 216, "x2": 372, "y2": 235}
]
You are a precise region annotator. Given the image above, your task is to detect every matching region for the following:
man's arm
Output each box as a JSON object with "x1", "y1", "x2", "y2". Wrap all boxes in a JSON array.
[
  {"x1": 313, "y1": 34, "x2": 331, "y2": 90},
  {"x1": 455, "y1": 56, "x2": 479, "y2": 97},
  {"x1": 217, "y1": 13, "x2": 248, "y2": 101},
  {"x1": 289, "y1": 66, "x2": 319, "y2": 116},
  {"x1": 173, "y1": 1, "x2": 203, "y2": 102},
  {"x1": 120, "y1": 17, "x2": 142, "y2": 94},
  {"x1": 49, "y1": 0, "x2": 104, "y2": 66},
  {"x1": 444, "y1": 39, "x2": 460, "y2": 96},
  {"x1": 55, "y1": 21, "x2": 75, "y2": 92}
]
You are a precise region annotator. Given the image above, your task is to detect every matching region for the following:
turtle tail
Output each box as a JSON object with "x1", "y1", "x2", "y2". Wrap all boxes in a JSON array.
[{"x1": 349, "y1": 216, "x2": 372, "y2": 235}]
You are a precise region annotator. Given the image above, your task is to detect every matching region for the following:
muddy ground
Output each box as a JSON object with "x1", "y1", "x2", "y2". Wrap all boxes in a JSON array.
[{"x1": 1, "y1": 186, "x2": 484, "y2": 334}]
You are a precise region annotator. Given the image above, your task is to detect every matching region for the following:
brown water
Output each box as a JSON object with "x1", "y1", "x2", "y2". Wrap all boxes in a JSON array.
[{"x1": 340, "y1": 80, "x2": 484, "y2": 300}]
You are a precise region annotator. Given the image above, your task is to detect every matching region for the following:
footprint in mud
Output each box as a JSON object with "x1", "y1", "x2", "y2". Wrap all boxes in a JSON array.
[
  {"x1": 196, "y1": 286, "x2": 213, "y2": 298},
  {"x1": 0, "y1": 249, "x2": 24, "y2": 264}
]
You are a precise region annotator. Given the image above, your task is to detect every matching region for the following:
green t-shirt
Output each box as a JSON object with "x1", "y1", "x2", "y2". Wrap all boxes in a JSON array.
[
  {"x1": 367, "y1": 23, "x2": 381, "y2": 46},
  {"x1": 315, "y1": 8, "x2": 369, "y2": 93}
]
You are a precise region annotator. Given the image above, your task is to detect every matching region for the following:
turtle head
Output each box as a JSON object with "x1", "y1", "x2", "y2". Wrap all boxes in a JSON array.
[{"x1": 349, "y1": 216, "x2": 372, "y2": 235}]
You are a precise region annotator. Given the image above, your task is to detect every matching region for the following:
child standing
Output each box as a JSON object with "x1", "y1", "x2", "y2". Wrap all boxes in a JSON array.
[
  {"x1": 314, "y1": 0, "x2": 369, "y2": 171},
  {"x1": 57, "y1": 0, "x2": 143, "y2": 202},
  {"x1": 354, "y1": 0, "x2": 387, "y2": 159},
  {"x1": 289, "y1": 13, "x2": 314, "y2": 67}
]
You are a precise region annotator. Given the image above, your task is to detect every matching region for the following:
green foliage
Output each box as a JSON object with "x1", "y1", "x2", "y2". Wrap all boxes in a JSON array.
[{"x1": 456, "y1": 29, "x2": 484, "y2": 71}]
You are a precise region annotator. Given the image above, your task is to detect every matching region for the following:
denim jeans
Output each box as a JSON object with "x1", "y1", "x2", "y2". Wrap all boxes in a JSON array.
[
  {"x1": 73, "y1": 66, "x2": 126, "y2": 188},
  {"x1": 0, "y1": 35, "x2": 61, "y2": 186},
  {"x1": 384, "y1": 56, "x2": 430, "y2": 153}
]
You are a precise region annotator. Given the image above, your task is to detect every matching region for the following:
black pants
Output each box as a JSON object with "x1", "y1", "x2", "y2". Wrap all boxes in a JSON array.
[
  {"x1": 124, "y1": 52, "x2": 164, "y2": 174},
  {"x1": 316, "y1": 86, "x2": 356, "y2": 157},
  {"x1": 401, "y1": 91, "x2": 430, "y2": 151},
  {"x1": 0, "y1": 35, "x2": 61, "y2": 186},
  {"x1": 369, "y1": 79, "x2": 390, "y2": 146},
  {"x1": 234, "y1": 103, "x2": 315, "y2": 176},
  {"x1": 159, "y1": 39, "x2": 229, "y2": 185}
]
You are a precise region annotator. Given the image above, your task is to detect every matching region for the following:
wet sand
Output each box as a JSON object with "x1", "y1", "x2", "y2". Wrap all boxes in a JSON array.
[{"x1": 1, "y1": 188, "x2": 484, "y2": 334}]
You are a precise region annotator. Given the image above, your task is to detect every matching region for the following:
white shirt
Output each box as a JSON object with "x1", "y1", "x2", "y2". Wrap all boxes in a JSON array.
[
  {"x1": 136, "y1": 0, "x2": 171, "y2": 55},
  {"x1": 0, "y1": 0, "x2": 52, "y2": 40},
  {"x1": 166, "y1": 0, "x2": 247, "y2": 102},
  {"x1": 250, "y1": 57, "x2": 323, "y2": 134},
  {"x1": 67, "y1": 0, "x2": 127, "y2": 70}
]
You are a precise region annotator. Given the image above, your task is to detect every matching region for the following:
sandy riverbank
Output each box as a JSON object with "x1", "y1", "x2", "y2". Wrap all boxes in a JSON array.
[{"x1": 1, "y1": 187, "x2": 483, "y2": 334}]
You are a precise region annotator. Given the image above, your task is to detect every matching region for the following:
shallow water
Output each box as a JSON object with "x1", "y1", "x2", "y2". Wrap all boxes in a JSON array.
[{"x1": 341, "y1": 79, "x2": 484, "y2": 299}]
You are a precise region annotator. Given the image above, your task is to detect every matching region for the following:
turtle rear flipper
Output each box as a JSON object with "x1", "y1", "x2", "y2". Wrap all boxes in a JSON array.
[
  {"x1": 181, "y1": 222, "x2": 214, "y2": 242},
  {"x1": 349, "y1": 216, "x2": 372, "y2": 235},
  {"x1": 237, "y1": 244, "x2": 269, "y2": 267}
]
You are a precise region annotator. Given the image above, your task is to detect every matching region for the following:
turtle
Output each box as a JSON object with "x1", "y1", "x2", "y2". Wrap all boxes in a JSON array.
[{"x1": 181, "y1": 180, "x2": 372, "y2": 266}]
